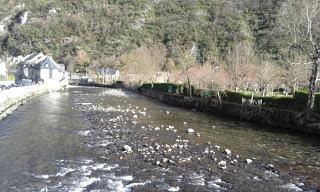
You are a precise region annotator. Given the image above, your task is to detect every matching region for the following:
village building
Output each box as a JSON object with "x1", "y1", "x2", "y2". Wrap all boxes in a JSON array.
[
  {"x1": 0, "y1": 59, "x2": 7, "y2": 78},
  {"x1": 16, "y1": 53, "x2": 68, "y2": 84},
  {"x1": 97, "y1": 67, "x2": 120, "y2": 83}
]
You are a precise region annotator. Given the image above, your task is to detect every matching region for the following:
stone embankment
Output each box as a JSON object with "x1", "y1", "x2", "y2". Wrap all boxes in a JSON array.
[
  {"x1": 138, "y1": 88, "x2": 320, "y2": 136},
  {"x1": 0, "y1": 83, "x2": 65, "y2": 120}
]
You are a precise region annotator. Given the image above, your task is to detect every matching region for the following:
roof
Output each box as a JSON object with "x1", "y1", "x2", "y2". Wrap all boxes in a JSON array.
[
  {"x1": 97, "y1": 67, "x2": 119, "y2": 75},
  {"x1": 19, "y1": 52, "x2": 46, "y2": 66},
  {"x1": 17, "y1": 53, "x2": 66, "y2": 73},
  {"x1": 40, "y1": 57, "x2": 65, "y2": 72},
  {"x1": 25, "y1": 53, "x2": 46, "y2": 65}
]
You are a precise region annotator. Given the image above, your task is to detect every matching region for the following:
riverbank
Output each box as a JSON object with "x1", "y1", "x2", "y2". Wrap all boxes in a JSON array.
[
  {"x1": 136, "y1": 88, "x2": 320, "y2": 136},
  {"x1": 0, "y1": 83, "x2": 65, "y2": 120}
]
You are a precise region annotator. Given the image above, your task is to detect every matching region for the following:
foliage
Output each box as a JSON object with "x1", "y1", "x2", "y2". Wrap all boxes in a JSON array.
[
  {"x1": 294, "y1": 91, "x2": 320, "y2": 113},
  {"x1": 139, "y1": 82, "x2": 320, "y2": 112},
  {"x1": 0, "y1": 0, "x2": 316, "y2": 70},
  {"x1": 138, "y1": 83, "x2": 184, "y2": 94},
  {"x1": 223, "y1": 90, "x2": 296, "y2": 109},
  {"x1": 0, "y1": 74, "x2": 15, "y2": 81}
]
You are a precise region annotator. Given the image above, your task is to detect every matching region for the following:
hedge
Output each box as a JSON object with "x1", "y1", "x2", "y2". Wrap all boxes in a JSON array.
[
  {"x1": 138, "y1": 83, "x2": 184, "y2": 94},
  {"x1": 223, "y1": 91, "x2": 296, "y2": 109},
  {"x1": 223, "y1": 90, "x2": 320, "y2": 112},
  {"x1": 293, "y1": 91, "x2": 320, "y2": 112},
  {"x1": 139, "y1": 83, "x2": 214, "y2": 97}
]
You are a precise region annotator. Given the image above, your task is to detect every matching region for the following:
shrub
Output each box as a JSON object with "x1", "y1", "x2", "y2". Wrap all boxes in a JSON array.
[
  {"x1": 138, "y1": 83, "x2": 320, "y2": 113},
  {"x1": 182, "y1": 85, "x2": 196, "y2": 96},
  {"x1": 223, "y1": 90, "x2": 296, "y2": 109},
  {"x1": 138, "y1": 83, "x2": 183, "y2": 94},
  {"x1": 223, "y1": 91, "x2": 252, "y2": 103},
  {"x1": 293, "y1": 91, "x2": 320, "y2": 112}
]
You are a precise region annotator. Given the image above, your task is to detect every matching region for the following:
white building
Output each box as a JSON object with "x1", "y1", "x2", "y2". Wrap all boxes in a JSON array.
[
  {"x1": 16, "y1": 53, "x2": 68, "y2": 84},
  {"x1": 0, "y1": 59, "x2": 7, "y2": 77},
  {"x1": 38, "y1": 56, "x2": 66, "y2": 82},
  {"x1": 97, "y1": 67, "x2": 120, "y2": 83}
]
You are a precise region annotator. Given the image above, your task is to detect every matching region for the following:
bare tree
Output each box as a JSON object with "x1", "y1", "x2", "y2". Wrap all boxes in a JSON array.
[
  {"x1": 118, "y1": 45, "x2": 166, "y2": 85},
  {"x1": 305, "y1": 44, "x2": 320, "y2": 117},
  {"x1": 255, "y1": 60, "x2": 282, "y2": 96},
  {"x1": 301, "y1": 0, "x2": 320, "y2": 117},
  {"x1": 280, "y1": 0, "x2": 320, "y2": 117},
  {"x1": 181, "y1": 46, "x2": 197, "y2": 98},
  {"x1": 284, "y1": 61, "x2": 309, "y2": 93},
  {"x1": 227, "y1": 41, "x2": 256, "y2": 92}
]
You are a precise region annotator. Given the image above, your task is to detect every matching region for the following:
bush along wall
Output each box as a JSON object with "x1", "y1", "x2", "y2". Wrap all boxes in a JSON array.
[
  {"x1": 138, "y1": 83, "x2": 320, "y2": 113},
  {"x1": 138, "y1": 83, "x2": 184, "y2": 94},
  {"x1": 293, "y1": 91, "x2": 320, "y2": 113},
  {"x1": 223, "y1": 91, "x2": 296, "y2": 109}
]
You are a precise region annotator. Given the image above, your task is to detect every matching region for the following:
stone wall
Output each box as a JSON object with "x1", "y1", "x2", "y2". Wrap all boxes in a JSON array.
[
  {"x1": 0, "y1": 83, "x2": 64, "y2": 120},
  {"x1": 139, "y1": 88, "x2": 320, "y2": 136}
]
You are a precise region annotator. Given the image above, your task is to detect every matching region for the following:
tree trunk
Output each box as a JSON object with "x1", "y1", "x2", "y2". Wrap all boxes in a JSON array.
[
  {"x1": 305, "y1": 59, "x2": 319, "y2": 119},
  {"x1": 186, "y1": 73, "x2": 192, "y2": 98}
]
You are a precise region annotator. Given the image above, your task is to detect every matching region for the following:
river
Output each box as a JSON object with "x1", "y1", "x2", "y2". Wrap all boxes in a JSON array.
[{"x1": 0, "y1": 86, "x2": 319, "y2": 191}]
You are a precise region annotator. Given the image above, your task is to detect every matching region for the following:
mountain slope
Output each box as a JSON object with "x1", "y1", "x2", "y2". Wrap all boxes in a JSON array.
[{"x1": 0, "y1": 0, "x2": 319, "y2": 73}]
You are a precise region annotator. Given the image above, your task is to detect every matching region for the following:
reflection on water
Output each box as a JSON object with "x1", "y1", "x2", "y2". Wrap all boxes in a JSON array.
[{"x1": 0, "y1": 87, "x2": 319, "y2": 191}]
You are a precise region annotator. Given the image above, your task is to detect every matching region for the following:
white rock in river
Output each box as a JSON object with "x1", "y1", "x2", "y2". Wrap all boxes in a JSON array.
[
  {"x1": 225, "y1": 149, "x2": 231, "y2": 155},
  {"x1": 218, "y1": 160, "x2": 227, "y2": 166},
  {"x1": 218, "y1": 160, "x2": 227, "y2": 169},
  {"x1": 123, "y1": 145, "x2": 132, "y2": 153},
  {"x1": 187, "y1": 128, "x2": 195, "y2": 133},
  {"x1": 267, "y1": 164, "x2": 274, "y2": 168},
  {"x1": 162, "y1": 158, "x2": 169, "y2": 163},
  {"x1": 281, "y1": 183, "x2": 303, "y2": 192},
  {"x1": 246, "y1": 159, "x2": 253, "y2": 164}
]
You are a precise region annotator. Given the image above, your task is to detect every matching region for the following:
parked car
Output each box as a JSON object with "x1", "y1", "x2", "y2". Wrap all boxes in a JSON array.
[
  {"x1": 15, "y1": 79, "x2": 32, "y2": 86},
  {"x1": 0, "y1": 84, "x2": 6, "y2": 90}
]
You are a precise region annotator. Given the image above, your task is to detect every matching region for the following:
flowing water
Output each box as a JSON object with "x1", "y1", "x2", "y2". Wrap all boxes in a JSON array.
[{"x1": 0, "y1": 87, "x2": 319, "y2": 191}]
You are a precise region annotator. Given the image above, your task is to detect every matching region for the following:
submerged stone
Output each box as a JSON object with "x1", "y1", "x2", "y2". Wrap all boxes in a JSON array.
[
  {"x1": 123, "y1": 145, "x2": 132, "y2": 153},
  {"x1": 187, "y1": 128, "x2": 195, "y2": 133}
]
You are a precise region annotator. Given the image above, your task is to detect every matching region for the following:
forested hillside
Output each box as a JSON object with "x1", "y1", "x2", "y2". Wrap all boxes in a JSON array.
[{"x1": 0, "y1": 0, "x2": 319, "y2": 91}]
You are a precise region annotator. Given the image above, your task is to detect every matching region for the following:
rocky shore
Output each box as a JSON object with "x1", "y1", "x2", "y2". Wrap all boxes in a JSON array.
[
  {"x1": 0, "y1": 83, "x2": 64, "y2": 120},
  {"x1": 136, "y1": 88, "x2": 320, "y2": 136},
  {"x1": 74, "y1": 88, "x2": 317, "y2": 191}
]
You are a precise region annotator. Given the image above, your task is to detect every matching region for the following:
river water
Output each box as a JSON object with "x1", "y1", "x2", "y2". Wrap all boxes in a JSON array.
[{"x1": 0, "y1": 87, "x2": 319, "y2": 191}]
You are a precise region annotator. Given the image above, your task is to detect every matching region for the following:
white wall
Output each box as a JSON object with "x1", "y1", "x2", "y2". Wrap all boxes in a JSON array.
[
  {"x1": 0, "y1": 61, "x2": 7, "y2": 77},
  {"x1": 40, "y1": 69, "x2": 64, "y2": 83}
]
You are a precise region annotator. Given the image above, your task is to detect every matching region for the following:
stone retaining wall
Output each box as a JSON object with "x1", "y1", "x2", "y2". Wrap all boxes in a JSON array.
[
  {"x1": 139, "y1": 88, "x2": 320, "y2": 136},
  {"x1": 0, "y1": 83, "x2": 64, "y2": 120}
]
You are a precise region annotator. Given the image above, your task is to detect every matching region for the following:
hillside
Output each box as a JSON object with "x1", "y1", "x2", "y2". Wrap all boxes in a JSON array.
[{"x1": 0, "y1": 0, "x2": 319, "y2": 90}]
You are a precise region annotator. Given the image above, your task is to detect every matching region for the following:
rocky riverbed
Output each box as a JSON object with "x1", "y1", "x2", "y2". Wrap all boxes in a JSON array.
[
  {"x1": 72, "y1": 88, "x2": 317, "y2": 191},
  {"x1": 1, "y1": 86, "x2": 319, "y2": 192}
]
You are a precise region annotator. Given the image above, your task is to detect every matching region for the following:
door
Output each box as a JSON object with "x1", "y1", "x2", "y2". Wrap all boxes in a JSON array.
[{"x1": 49, "y1": 69, "x2": 53, "y2": 79}]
